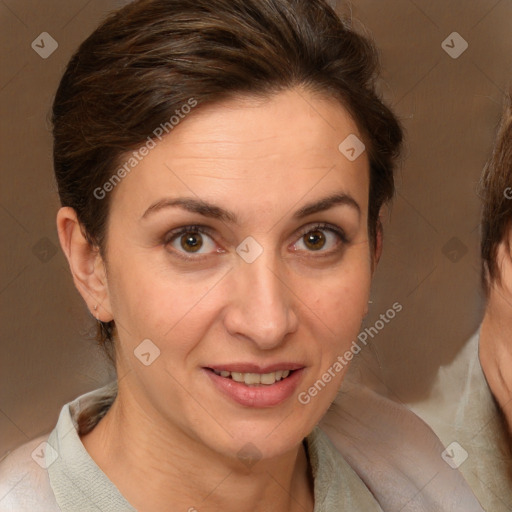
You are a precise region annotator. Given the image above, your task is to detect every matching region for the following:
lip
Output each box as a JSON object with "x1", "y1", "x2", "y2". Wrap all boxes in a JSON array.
[
  {"x1": 203, "y1": 366, "x2": 305, "y2": 408},
  {"x1": 207, "y1": 362, "x2": 304, "y2": 373}
]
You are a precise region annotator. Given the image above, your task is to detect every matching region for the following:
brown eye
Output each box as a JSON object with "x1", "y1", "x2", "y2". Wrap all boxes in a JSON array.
[
  {"x1": 303, "y1": 230, "x2": 326, "y2": 251},
  {"x1": 180, "y1": 232, "x2": 203, "y2": 252},
  {"x1": 292, "y1": 224, "x2": 346, "y2": 254},
  {"x1": 167, "y1": 226, "x2": 219, "y2": 259}
]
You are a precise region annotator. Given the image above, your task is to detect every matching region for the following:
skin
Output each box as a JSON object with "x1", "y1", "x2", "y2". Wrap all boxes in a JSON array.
[
  {"x1": 480, "y1": 238, "x2": 512, "y2": 433},
  {"x1": 57, "y1": 88, "x2": 379, "y2": 512}
]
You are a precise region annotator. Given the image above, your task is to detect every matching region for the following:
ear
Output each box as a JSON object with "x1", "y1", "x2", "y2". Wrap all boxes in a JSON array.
[
  {"x1": 56, "y1": 207, "x2": 113, "y2": 322},
  {"x1": 495, "y1": 236, "x2": 512, "y2": 295},
  {"x1": 371, "y1": 217, "x2": 384, "y2": 273},
  {"x1": 363, "y1": 214, "x2": 384, "y2": 318}
]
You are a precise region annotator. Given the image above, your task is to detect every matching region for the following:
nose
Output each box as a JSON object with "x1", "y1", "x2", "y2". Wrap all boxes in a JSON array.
[{"x1": 223, "y1": 252, "x2": 299, "y2": 350}]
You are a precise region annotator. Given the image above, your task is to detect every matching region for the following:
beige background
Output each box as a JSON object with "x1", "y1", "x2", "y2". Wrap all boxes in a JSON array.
[{"x1": 1, "y1": 0, "x2": 510, "y2": 458}]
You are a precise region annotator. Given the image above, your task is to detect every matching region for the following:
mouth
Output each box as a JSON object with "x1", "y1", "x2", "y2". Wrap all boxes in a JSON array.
[
  {"x1": 203, "y1": 365, "x2": 305, "y2": 407},
  {"x1": 206, "y1": 368, "x2": 295, "y2": 386}
]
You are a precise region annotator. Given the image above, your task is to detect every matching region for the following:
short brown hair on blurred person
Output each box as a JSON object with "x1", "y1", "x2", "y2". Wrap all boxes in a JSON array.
[{"x1": 480, "y1": 91, "x2": 512, "y2": 291}]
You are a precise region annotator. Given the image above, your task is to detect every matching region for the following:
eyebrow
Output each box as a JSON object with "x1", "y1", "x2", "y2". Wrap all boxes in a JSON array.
[
  {"x1": 141, "y1": 197, "x2": 238, "y2": 223},
  {"x1": 293, "y1": 193, "x2": 361, "y2": 219},
  {"x1": 141, "y1": 193, "x2": 360, "y2": 222}
]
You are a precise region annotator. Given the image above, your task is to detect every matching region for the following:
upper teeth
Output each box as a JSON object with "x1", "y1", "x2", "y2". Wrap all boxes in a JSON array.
[{"x1": 213, "y1": 370, "x2": 291, "y2": 385}]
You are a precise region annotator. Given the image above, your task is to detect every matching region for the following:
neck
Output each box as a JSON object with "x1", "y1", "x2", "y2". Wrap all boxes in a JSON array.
[
  {"x1": 80, "y1": 382, "x2": 314, "y2": 512},
  {"x1": 480, "y1": 284, "x2": 512, "y2": 434}
]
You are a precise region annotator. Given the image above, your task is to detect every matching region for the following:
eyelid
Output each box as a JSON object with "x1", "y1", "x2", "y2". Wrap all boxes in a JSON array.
[
  {"x1": 288, "y1": 222, "x2": 349, "y2": 258},
  {"x1": 162, "y1": 222, "x2": 348, "y2": 262},
  {"x1": 164, "y1": 224, "x2": 216, "y2": 244},
  {"x1": 294, "y1": 222, "x2": 349, "y2": 244},
  {"x1": 164, "y1": 224, "x2": 221, "y2": 261}
]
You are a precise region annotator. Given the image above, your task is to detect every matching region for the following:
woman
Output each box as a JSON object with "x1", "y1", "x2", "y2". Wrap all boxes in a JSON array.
[{"x1": 0, "y1": 0, "x2": 404, "y2": 510}]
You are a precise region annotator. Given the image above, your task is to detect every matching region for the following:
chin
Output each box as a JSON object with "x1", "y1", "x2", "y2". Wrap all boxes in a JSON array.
[{"x1": 204, "y1": 413, "x2": 316, "y2": 463}]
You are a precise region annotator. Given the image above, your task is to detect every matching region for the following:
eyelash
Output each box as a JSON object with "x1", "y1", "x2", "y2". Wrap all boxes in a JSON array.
[
  {"x1": 294, "y1": 223, "x2": 348, "y2": 253},
  {"x1": 163, "y1": 224, "x2": 216, "y2": 262},
  {"x1": 163, "y1": 223, "x2": 348, "y2": 261}
]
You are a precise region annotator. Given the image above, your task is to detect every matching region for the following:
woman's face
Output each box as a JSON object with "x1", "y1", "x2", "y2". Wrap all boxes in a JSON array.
[{"x1": 100, "y1": 88, "x2": 373, "y2": 461}]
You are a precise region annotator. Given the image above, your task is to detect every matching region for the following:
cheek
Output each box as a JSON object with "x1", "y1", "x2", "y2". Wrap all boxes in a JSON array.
[
  {"x1": 294, "y1": 265, "x2": 371, "y2": 416},
  {"x1": 107, "y1": 258, "x2": 220, "y2": 348},
  {"x1": 298, "y1": 262, "x2": 372, "y2": 341}
]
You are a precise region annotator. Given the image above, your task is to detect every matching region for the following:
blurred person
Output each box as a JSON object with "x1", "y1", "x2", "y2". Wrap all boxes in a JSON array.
[
  {"x1": 408, "y1": 93, "x2": 512, "y2": 510},
  {"x1": 322, "y1": 94, "x2": 512, "y2": 512}
]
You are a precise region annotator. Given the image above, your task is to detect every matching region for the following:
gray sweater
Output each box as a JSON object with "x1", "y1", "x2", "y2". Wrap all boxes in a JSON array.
[{"x1": 0, "y1": 383, "x2": 383, "y2": 511}]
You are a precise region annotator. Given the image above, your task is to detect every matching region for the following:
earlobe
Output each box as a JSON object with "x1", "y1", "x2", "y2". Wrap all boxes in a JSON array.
[
  {"x1": 56, "y1": 207, "x2": 113, "y2": 322},
  {"x1": 362, "y1": 299, "x2": 372, "y2": 319}
]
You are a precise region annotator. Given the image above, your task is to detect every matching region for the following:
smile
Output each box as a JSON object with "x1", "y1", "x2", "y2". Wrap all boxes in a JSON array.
[
  {"x1": 203, "y1": 365, "x2": 305, "y2": 407},
  {"x1": 211, "y1": 369, "x2": 292, "y2": 386}
]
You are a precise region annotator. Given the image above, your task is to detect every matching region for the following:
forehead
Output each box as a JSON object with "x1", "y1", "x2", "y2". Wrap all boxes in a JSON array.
[{"x1": 109, "y1": 88, "x2": 370, "y2": 221}]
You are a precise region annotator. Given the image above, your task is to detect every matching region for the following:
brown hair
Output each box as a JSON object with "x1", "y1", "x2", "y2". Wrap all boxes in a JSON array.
[
  {"x1": 480, "y1": 92, "x2": 512, "y2": 291},
  {"x1": 52, "y1": 0, "x2": 403, "y2": 366}
]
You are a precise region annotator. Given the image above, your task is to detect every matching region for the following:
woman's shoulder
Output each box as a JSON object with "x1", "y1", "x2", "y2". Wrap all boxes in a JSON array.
[
  {"x1": 320, "y1": 380, "x2": 486, "y2": 511},
  {"x1": 306, "y1": 427, "x2": 385, "y2": 511},
  {"x1": 0, "y1": 434, "x2": 61, "y2": 511}
]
